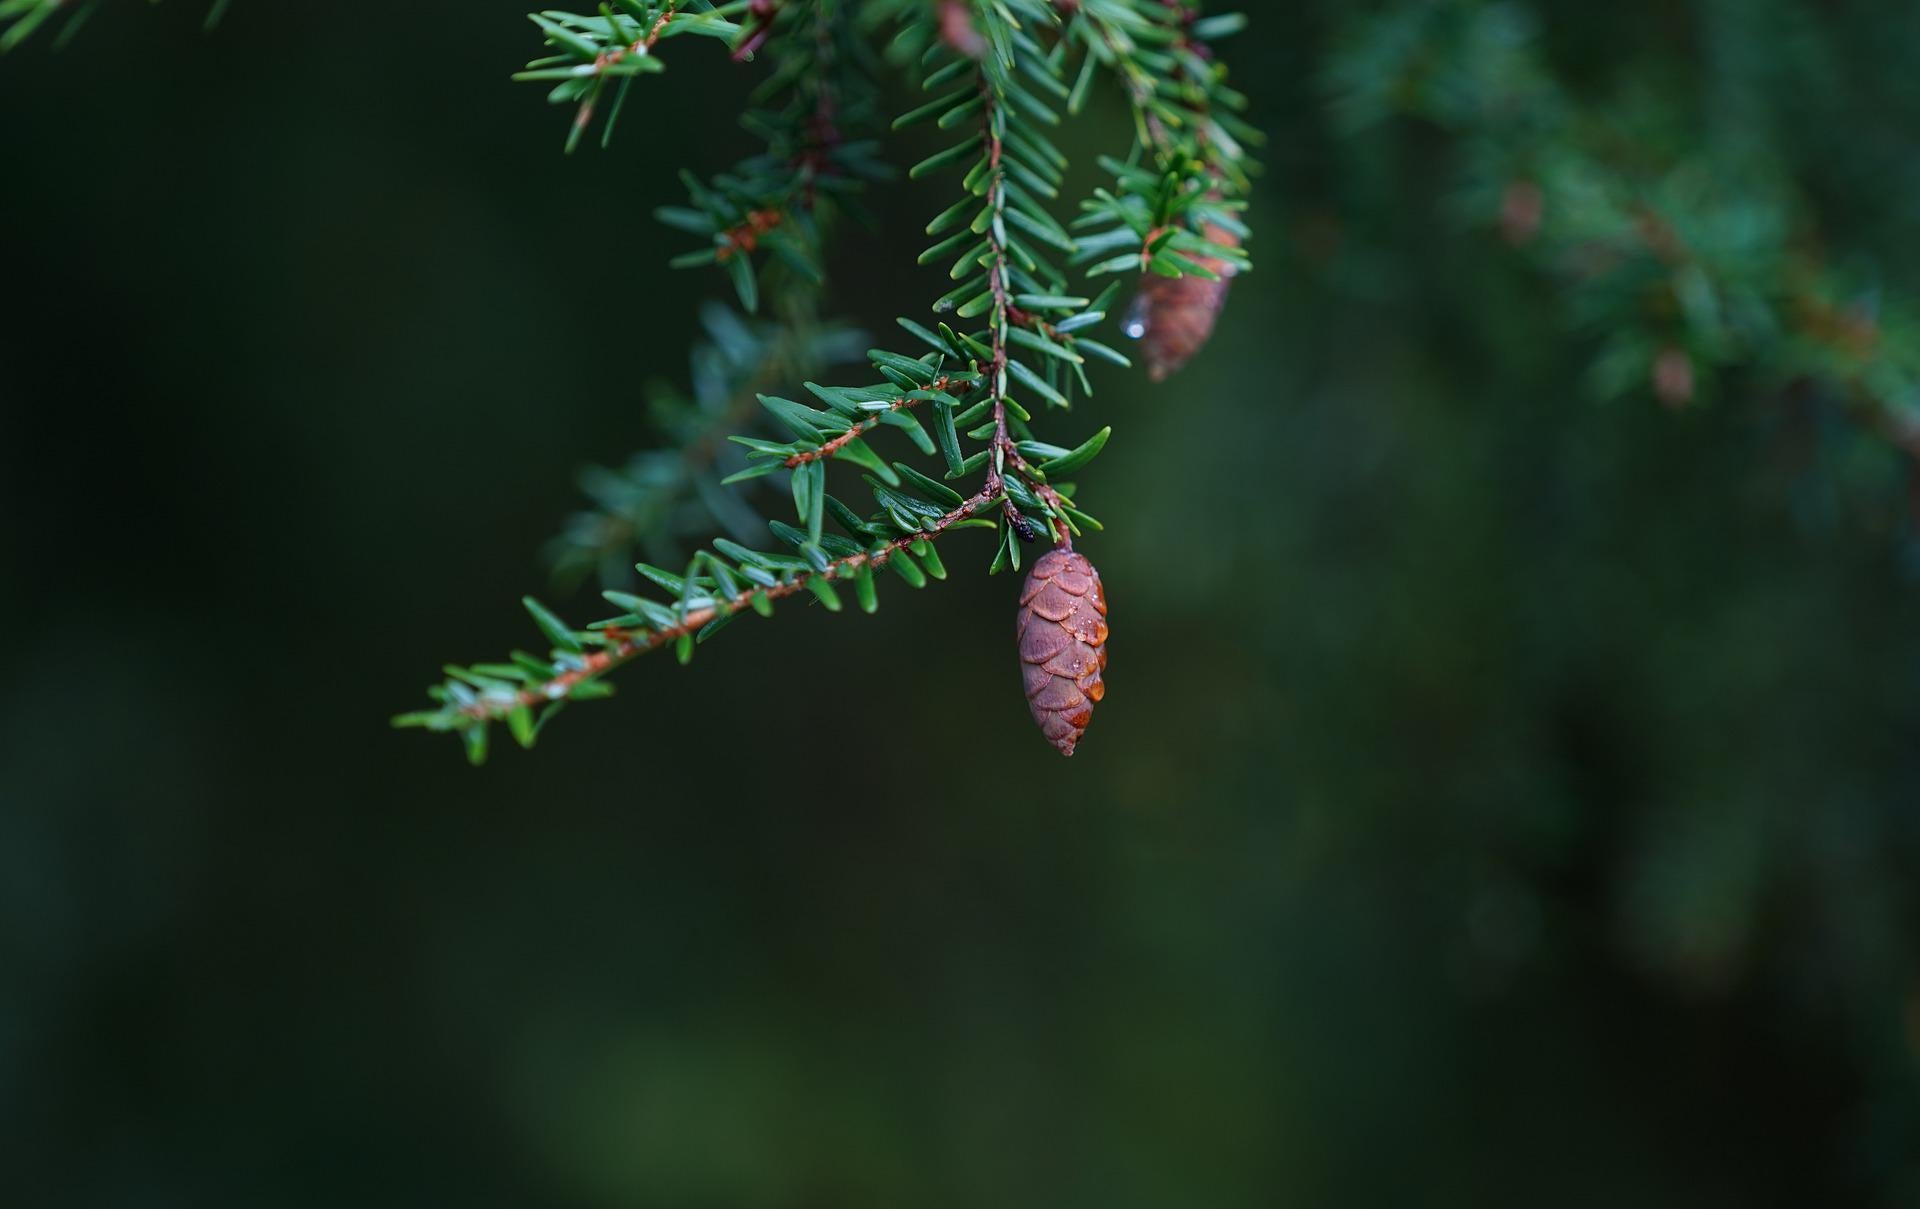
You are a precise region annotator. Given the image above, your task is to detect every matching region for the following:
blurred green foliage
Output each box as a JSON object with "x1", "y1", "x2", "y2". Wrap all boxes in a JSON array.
[{"x1": 1, "y1": 2, "x2": 1916, "y2": 1206}]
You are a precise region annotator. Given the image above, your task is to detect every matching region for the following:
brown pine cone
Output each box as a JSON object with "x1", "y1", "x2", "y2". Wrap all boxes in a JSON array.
[
  {"x1": 1017, "y1": 549, "x2": 1109, "y2": 756},
  {"x1": 1124, "y1": 220, "x2": 1241, "y2": 382}
]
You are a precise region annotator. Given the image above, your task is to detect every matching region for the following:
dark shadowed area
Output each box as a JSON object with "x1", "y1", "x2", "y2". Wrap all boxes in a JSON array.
[{"x1": 3, "y1": 2, "x2": 1917, "y2": 1206}]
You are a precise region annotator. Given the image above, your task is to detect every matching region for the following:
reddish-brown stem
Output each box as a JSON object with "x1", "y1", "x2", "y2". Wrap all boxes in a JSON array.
[
  {"x1": 976, "y1": 82, "x2": 1023, "y2": 527},
  {"x1": 714, "y1": 208, "x2": 786, "y2": 261},
  {"x1": 974, "y1": 74, "x2": 1074, "y2": 549},
  {"x1": 460, "y1": 488, "x2": 1000, "y2": 723},
  {"x1": 569, "y1": 2, "x2": 683, "y2": 137},
  {"x1": 591, "y1": 0, "x2": 680, "y2": 72},
  {"x1": 1002, "y1": 445, "x2": 1075, "y2": 549},
  {"x1": 783, "y1": 376, "x2": 952, "y2": 468}
]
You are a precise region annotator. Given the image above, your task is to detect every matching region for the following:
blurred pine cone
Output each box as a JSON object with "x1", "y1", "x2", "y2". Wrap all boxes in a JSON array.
[
  {"x1": 1124, "y1": 221, "x2": 1241, "y2": 381},
  {"x1": 1017, "y1": 549, "x2": 1109, "y2": 756}
]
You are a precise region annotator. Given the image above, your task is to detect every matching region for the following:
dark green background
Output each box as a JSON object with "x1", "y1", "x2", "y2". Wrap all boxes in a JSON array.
[{"x1": 3, "y1": 3, "x2": 1916, "y2": 1205}]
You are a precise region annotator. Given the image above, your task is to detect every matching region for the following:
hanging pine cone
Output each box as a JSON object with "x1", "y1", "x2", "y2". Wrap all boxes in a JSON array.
[
  {"x1": 1123, "y1": 220, "x2": 1241, "y2": 382},
  {"x1": 1017, "y1": 548, "x2": 1109, "y2": 756}
]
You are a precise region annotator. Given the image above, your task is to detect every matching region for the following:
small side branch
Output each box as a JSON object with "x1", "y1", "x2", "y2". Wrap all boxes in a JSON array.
[
  {"x1": 783, "y1": 376, "x2": 952, "y2": 468},
  {"x1": 455, "y1": 488, "x2": 1000, "y2": 726}
]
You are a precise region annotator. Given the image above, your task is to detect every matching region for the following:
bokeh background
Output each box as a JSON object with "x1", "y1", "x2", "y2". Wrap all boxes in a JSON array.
[{"x1": 4, "y1": 2, "x2": 1918, "y2": 1205}]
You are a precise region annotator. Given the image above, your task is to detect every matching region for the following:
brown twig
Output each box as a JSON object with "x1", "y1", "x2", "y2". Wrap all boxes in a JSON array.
[
  {"x1": 714, "y1": 208, "x2": 786, "y2": 261},
  {"x1": 783, "y1": 376, "x2": 953, "y2": 468},
  {"x1": 462, "y1": 488, "x2": 1001, "y2": 723},
  {"x1": 976, "y1": 83, "x2": 1024, "y2": 527},
  {"x1": 1002, "y1": 445, "x2": 1076, "y2": 548},
  {"x1": 973, "y1": 75, "x2": 1075, "y2": 548},
  {"x1": 569, "y1": 1, "x2": 683, "y2": 140},
  {"x1": 595, "y1": 0, "x2": 680, "y2": 71}
]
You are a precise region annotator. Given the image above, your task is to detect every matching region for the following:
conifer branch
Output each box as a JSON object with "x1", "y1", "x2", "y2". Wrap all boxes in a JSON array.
[
  {"x1": 0, "y1": 0, "x2": 1253, "y2": 761},
  {"x1": 401, "y1": 487, "x2": 999, "y2": 763},
  {"x1": 655, "y1": 0, "x2": 891, "y2": 310},
  {"x1": 1068, "y1": 0, "x2": 1251, "y2": 188},
  {"x1": 1061, "y1": 2, "x2": 1254, "y2": 377},
  {"x1": 598, "y1": 1, "x2": 679, "y2": 70},
  {"x1": 1330, "y1": 1, "x2": 1920, "y2": 464},
  {"x1": 975, "y1": 75, "x2": 1025, "y2": 534},
  {"x1": 516, "y1": 1, "x2": 743, "y2": 154},
  {"x1": 965, "y1": 71, "x2": 1077, "y2": 549},
  {"x1": 401, "y1": 0, "x2": 1148, "y2": 761}
]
